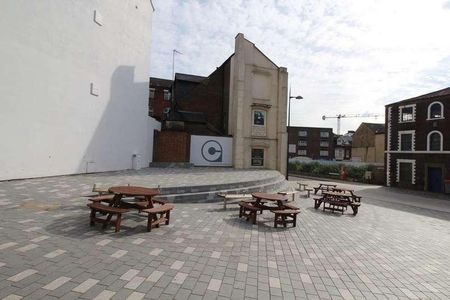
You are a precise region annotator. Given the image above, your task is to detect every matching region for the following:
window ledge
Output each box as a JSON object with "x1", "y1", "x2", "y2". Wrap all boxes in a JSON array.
[{"x1": 426, "y1": 117, "x2": 444, "y2": 121}]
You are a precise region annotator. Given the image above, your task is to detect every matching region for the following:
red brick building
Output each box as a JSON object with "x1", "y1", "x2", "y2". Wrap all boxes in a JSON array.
[
  {"x1": 149, "y1": 77, "x2": 172, "y2": 121},
  {"x1": 288, "y1": 127, "x2": 335, "y2": 160},
  {"x1": 385, "y1": 87, "x2": 450, "y2": 192}
]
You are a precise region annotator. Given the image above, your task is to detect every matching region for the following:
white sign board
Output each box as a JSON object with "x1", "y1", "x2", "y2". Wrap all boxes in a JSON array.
[{"x1": 190, "y1": 135, "x2": 233, "y2": 166}]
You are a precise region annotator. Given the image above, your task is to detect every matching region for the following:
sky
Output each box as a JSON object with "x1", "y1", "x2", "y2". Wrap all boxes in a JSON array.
[{"x1": 149, "y1": 0, "x2": 450, "y2": 134}]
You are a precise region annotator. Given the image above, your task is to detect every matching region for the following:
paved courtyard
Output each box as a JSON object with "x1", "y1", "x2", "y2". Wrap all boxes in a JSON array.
[{"x1": 0, "y1": 170, "x2": 450, "y2": 299}]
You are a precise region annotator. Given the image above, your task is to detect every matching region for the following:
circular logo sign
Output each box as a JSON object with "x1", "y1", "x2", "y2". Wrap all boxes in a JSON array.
[{"x1": 201, "y1": 140, "x2": 223, "y2": 162}]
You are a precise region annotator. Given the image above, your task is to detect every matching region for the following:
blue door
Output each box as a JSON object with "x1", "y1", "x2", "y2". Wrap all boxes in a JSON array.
[{"x1": 428, "y1": 167, "x2": 442, "y2": 193}]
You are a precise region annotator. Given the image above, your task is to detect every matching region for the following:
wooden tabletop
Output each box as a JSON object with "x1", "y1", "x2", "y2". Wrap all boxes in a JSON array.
[
  {"x1": 319, "y1": 183, "x2": 337, "y2": 187},
  {"x1": 252, "y1": 192, "x2": 288, "y2": 202},
  {"x1": 332, "y1": 187, "x2": 354, "y2": 192},
  {"x1": 109, "y1": 186, "x2": 160, "y2": 197},
  {"x1": 323, "y1": 191, "x2": 352, "y2": 198}
]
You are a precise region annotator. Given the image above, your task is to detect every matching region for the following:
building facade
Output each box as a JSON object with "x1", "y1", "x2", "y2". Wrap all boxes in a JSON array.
[
  {"x1": 0, "y1": 1, "x2": 160, "y2": 180},
  {"x1": 288, "y1": 127, "x2": 334, "y2": 160},
  {"x1": 352, "y1": 123, "x2": 385, "y2": 163},
  {"x1": 155, "y1": 34, "x2": 288, "y2": 174},
  {"x1": 334, "y1": 131, "x2": 353, "y2": 161},
  {"x1": 149, "y1": 77, "x2": 172, "y2": 121},
  {"x1": 385, "y1": 87, "x2": 450, "y2": 192}
]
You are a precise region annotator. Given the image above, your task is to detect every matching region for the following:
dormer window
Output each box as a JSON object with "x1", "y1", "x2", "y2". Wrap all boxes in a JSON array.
[{"x1": 427, "y1": 101, "x2": 444, "y2": 120}]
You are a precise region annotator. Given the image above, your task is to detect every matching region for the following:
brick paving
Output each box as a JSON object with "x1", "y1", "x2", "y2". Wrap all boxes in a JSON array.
[{"x1": 0, "y1": 170, "x2": 449, "y2": 299}]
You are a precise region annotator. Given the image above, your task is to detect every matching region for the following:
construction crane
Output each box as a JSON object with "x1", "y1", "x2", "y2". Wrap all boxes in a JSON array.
[{"x1": 322, "y1": 113, "x2": 383, "y2": 135}]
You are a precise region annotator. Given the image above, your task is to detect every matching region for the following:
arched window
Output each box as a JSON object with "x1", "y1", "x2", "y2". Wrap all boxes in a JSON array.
[
  {"x1": 428, "y1": 101, "x2": 444, "y2": 119},
  {"x1": 427, "y1": 131, "x2": 443, "y2": 151}
]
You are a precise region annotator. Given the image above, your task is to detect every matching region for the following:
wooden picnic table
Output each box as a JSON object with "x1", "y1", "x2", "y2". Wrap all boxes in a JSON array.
[
  {"x1": 314, "y1": 191, "x2": 360, "y2": 215},
  {"x1": 109, "y1": 186, "x2": 162, "y2": 209},
  {"x1": 297, "y1": 182, "x2": 308, "y2": 191},
  {"x1": 313, "y1": 183, "x2": 337, "y2": 195},
  {"x1": 251, "y1": 192, "x2": 288, "y2": 209}
]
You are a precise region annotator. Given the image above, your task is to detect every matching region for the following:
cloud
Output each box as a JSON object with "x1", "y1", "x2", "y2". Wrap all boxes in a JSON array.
[{"x1": 150, "y1": 0, "x2": 450, "y2": 133}]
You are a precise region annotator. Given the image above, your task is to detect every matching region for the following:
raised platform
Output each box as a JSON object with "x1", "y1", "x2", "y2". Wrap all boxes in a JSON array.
[{"x1": 0, "y1": 167, "x2": 291, "y2": 204}]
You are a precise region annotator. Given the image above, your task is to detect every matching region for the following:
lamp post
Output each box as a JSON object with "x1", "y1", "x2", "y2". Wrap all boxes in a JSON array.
[{"x1": 286, "y1": 90, "x2": 303, "y2": 180}]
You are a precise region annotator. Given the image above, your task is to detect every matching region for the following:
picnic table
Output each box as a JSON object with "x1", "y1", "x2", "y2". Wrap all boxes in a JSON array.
[
  {"x1": 88, "y1": 186, "x2": 174, "y2": 232},
  {"x1": 297, "y1": 182, "x2": 308, "y2": 191},
  {"x1": 331, "y1": 187, "x2": 362, "y2": 202},
  {"x1": 314, "y1": 191, "x2": 360, "y2": 215},
  {"x1": 313, "y1": 183, "x2": 337, "y2": 195},
  {"x1": 109, "y1": 186, "x2": 162, "y2": 209},
  {"x1": 238, "y1": 193, "x2": 301, "y2": 227}
]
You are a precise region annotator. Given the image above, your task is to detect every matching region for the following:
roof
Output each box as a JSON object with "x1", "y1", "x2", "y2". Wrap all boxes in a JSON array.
[
  {"x1": 150, "y1": 77, "x2": 172, "y2": 88},
  {"x1": 362, "y1": 123, "x2": 385, "y2": 134},
  {"x1": 387, "y1": 87, "x2": 450, "y2": 106},
  {"x1": 175, "y1": 73, "x2": 206, "y2": 83}
]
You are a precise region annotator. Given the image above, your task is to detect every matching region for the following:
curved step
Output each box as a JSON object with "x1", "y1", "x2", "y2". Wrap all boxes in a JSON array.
[{"x1": 156, "y1": 175, "x2": 290, "y2": 203}]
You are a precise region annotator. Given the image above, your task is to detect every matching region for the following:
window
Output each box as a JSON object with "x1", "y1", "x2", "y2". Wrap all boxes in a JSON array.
[
  {"x1": 163, "y1": 89, "x2": 171, "y2": 101},
  {"x1": 428, "y1": 131, "x2": 442, "y2": 151},
  {"x1": 320, "y1": 131, "x2": 329, "y2": 138},
  {"x1": 400, "y1": 134, "x2": 412, "y2": 151},
  {"x1": 320, "y1": 141, "x2": 329, "y2": 147},
  {"x1": 399, "y1": 162, "x2": 412, "y2": 183},
  {"x1": 298, "y1": 130, "x2": 308, "y2": 137},
  {"x1": 298, "y1": 150, "x2": 307, "y2": 156},
  {"x1": 251, "y1": 149, "x2": 264, "y2": 166},
  {"x1": 252, "y1": 110, "x2": 266, "y2": 126},
  {"x1": 399, "y1": 105, "x2": 415, "y2": 122},
  {"x1": 320, "y1": 150, "x2": 329, "y2": 157},
  {"x1": 149, "y1": 88, "x2": 155, "y2": 99},
  {"x1": 428, "y1": 102, "x2": 444, "y2": 119},
  {"x1": 298, "y1": 140, "x2": 307, "y2": 146}
]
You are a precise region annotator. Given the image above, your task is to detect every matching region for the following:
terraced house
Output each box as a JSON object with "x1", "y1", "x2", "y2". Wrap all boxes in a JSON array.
[{"x1": 385, "y1": 87, "x2": 450, "y2": 193}]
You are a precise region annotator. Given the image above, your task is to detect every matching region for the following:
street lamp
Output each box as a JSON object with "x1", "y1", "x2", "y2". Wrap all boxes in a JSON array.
[{"x1": 286, "y1": 90, "x2": 303, "y2": 180}]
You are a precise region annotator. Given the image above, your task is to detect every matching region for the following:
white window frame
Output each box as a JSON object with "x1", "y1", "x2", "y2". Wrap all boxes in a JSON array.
[
  {"x1": 298, "y1": 130, "x2": 308, "y2": 137},
  {"x1": 320, "y1": 141, "x2": 329, "y2": 147},
  {"x1": 298, "y1": 140, "x2": 307, "y2": 146},
  {"x1": 398, "y1": 130, "x2": 415, "y2": 151},
  {"x1": 149, "y1": 88, "x2": 155, "y2": 99},
  {"x1": 399, "y1": 104, "x2": 416, "y2": 123},
  {"x1": 319, "y1": 150, "x2": 329, "y2": 157},
  {"x1": 163, "y1": 89, "x2": 171, "y2": 101},
  {"x1": 427, "y1": 130, "x2": 443, "y2": 151},
  {"x1": 396, "y1": 159, "x2": 416, "y2": 184},
  {"x1": 298, "y1": 149, "x2": 307, "y2": 156},
  {"x1": 320, "y1": 131, "x2": 329, "y2": 138},
  {"x1": 427, "y1": 101, "x2": 444, "y2": 120}
]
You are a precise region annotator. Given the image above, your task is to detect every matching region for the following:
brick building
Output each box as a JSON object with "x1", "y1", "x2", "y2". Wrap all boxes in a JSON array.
[
  {"x1": 385, "y1": 87, "x2": 450, "y2": 192},
  {"x1": 153, "y1": 34, "x2": 288, "y2": 174},
  {"x1": 149, "y1": 77, "x2": 172, "y2": 121},
  {"x1": 334, "y1": 131, "x2": 353, "y2": 161},
  {"x1": 288, "y1": 127, "x2": 334, "y2": 160},
  {"x1": 352, "y1": 123, "x2": 385, "y2": 163}
]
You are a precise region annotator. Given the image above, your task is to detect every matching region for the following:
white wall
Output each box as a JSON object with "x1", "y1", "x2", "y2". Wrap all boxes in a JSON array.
[{"x1": 0, "y1": 0, "x2": 160, "y2": 180}]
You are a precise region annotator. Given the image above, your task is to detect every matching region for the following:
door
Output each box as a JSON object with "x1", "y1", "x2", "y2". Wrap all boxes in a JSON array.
[{"x1": 427, "y1": 167, "x2": 442, "y2": 193}]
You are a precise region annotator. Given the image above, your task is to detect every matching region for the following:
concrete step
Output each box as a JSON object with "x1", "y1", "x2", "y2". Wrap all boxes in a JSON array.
[
  {"x1": 158, "y1": 173, "x2": 284, "y2": 195},
  {"x1": 156, "y1": 175, "x2": 290, "y2": 203}
]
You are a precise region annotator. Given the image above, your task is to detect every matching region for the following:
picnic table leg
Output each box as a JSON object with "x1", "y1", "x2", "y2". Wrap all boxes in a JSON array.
[
  {"x1": 103, "y1": 213, "x2": 113, "y2": 229},
  {"x1": 223, "y1": 198, "x2": 226, "y2": 210},
  {"x1": 351, "y1": 205, "x2": 358, "y2": 215},
  {"x1": 115, "y1": 214, "x2": 122, "y2": 232},
  {"x1": 89, "y1": 209, "x2": 96, "y2": 226}
]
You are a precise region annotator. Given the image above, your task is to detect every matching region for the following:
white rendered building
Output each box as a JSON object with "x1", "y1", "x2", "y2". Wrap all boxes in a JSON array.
[{"x1": 0, "y1": 1, "x2": 160, "y2": 180}]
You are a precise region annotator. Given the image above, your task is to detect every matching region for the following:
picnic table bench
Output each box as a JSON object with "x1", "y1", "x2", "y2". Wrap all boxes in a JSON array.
[
  {"x1": 88, "y1": 203, "x2": 129, "y2": 232},
  {"x1": 313, "y1": 183, "x2": 337, "y2": 195},
  {"x1": 142, "y1": 204, "x2": 174, "y2": 232},
  {"x1": 313, "y1": 191, "x2": 361, "y2": 215},
  {"x1": 217, "y1": 193, "x2": 253, "y2": 209}
]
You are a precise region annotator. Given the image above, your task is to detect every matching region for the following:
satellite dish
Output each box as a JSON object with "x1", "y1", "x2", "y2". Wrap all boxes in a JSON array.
[{"x1": 322, "y1": 115, "x2": 326, "y2": 120}]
